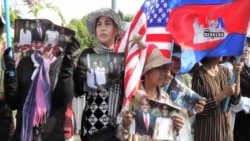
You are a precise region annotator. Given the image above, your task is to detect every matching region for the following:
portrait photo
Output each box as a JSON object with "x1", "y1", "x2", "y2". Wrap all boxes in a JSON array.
[
  {"x1": 13, "y1": 18, "x2": 75, "y2": 54},
  {"x1": 128, "y1": 95, "x2": 181, "y2": 141},
  {"x1": 167, "y1": 77, "x2": 203, "y2": 114},
  {"x1": 86, "y1": 53, "x2": 124, "y2": 90}
]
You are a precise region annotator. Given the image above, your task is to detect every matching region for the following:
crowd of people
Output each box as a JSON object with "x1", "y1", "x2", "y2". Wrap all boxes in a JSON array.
[{"x1": 0, "y1": 6, "x2": 250, "y2": 141}]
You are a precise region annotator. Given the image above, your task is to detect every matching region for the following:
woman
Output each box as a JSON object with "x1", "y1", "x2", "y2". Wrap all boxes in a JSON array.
[
  {"x1": 118, "y1": 44, "x2": 206, "y2": 140},
  {"x1": 192, "y1": 56, "x2": 242, "y2": 141},
  {"x1": 74, "y1": 8, "x2": 124, "y2": 140},
  {"x1": 233, "y1": 36, "x2": 250, "y2": 141},
  {"x1": 44, "y1": 23, "x2": 59, "y2": 47},
  {"x1": 18, "y1": 20, "x2": 32, "y2": 46},
  {"x1": 3, "y1": 37, "x2": 80, "y2": 141},
  {"x1": 153, "y1": 104, "x2": 174, "y2": 141}
]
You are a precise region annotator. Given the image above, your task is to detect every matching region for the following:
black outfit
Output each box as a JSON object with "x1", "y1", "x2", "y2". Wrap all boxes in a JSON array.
[
  {"x1": 31, "y1": 27, "x2": 46, "y2": 43},
  {"x1": 134, "y1": 109, "x2": 156, "y2": 138},
  {"x1": 58, "y1": 34, "x2": 67, "y2": 51},
  {"x1": 4, "y1": 54, "x2": 75, "y2": 141},
  {"x1": 234, "y1": 65, "x2": 250, "y2": 141},
  {"x1": 74, "y1": 48, "x2": 124, "y2": 141},
  {"x1": 0, "y1": 100, "x2": 14, "y2": 141}
]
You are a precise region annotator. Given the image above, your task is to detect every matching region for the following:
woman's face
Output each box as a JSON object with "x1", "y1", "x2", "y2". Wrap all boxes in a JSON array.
[
  {"x1": 170, "y1": 56, "x2": 181, "y2": 74},
  {"x1": 25, "y1": 21, "x2": 30, "y2": 28},
  {"x1": 161, "y1": 105, "x2": 169, "y2": 117},
  {"x1": 95, "y1": 16, "x2": 119, "y2": 48},
  {"x1": 51, "y1": 24, "x2": 55, "y2": 30},
  {"x1": 145, "y1": 66, "x2": 165, "y2": 87}
]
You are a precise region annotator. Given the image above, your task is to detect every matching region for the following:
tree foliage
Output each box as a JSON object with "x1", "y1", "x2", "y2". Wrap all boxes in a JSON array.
[
  {"x1": 118, "y1": 10, "x2": 133, "y2": 22},
  {"x1": 28, "y1": 0, "x2": 66, "y2": 24},
  {"x1": 67, "y1": 18, "x2": 97, "y2": 50}
]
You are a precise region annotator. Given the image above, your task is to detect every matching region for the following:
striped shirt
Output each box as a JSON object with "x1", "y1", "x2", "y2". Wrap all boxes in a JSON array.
[{"x1": 192, "y1": 66, "x2": 240, "y2": 141}]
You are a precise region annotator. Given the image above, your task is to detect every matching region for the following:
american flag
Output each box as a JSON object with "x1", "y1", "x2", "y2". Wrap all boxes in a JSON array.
[{"x1": 115, "y1": 0, "x2": 173, "y2": 107}]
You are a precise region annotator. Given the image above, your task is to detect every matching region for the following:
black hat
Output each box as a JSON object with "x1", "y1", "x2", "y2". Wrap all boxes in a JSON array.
[{"x1": 172, "y1": 43, "x2": 181, "y2": 58}]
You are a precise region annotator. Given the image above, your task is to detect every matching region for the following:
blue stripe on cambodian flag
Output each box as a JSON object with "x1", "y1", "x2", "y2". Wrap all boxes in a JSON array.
[{"x1": 166, "y1": 0, "x2": 250, "y2": 73}]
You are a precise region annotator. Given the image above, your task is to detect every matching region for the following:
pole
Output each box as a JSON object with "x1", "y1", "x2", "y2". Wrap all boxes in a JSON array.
[
  {"x1": 4, "y1": 0, "x2": 12, "y2": 50},
  {"x1": 112, "y1": 0, "x2": 118, "y2": 12},
  {"x1": 4, "y1": 0, "x2": 14, "y2": 76}
]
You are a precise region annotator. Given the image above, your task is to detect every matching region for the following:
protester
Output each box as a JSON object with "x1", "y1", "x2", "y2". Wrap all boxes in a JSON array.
[
  {"x1": 233, "y1": 36, "x2": 250, "y2": 141},
  {"x1": 74, "y1": 8, "x2": 124, "y2": 140},
  {"x1": 192, "y1": 56, "x2": 243, "y2": 141},
  {"x1": 117, "y1": 45, "x2": 202, "y2": 141},
  {"x1": 163, "y1": 43, "x2": 205, "y2": 141},
  {"x1": 3, "y1": 35, "x2": 80, "y2": 141},
  {"x1": 18, "y1": 20, "x2": 32, "y2": 46}
]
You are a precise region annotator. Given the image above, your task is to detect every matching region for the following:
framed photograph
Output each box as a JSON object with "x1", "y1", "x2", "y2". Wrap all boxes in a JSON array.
[
  {"x1": 128, "y1": 91, "x2": 181, "y2": 141},
  {"x1": 85, "y1": 53, "x2": 125, "y2": 119},
  {"x1": 86, "y1": 53, "x2": 124, "y2": 90},
  {"x1": 13, "y1": 19, "x2": 75, "y2": 53},
  {"x1": 167, "y1": 77, "x2": 203, "y2": 114}
]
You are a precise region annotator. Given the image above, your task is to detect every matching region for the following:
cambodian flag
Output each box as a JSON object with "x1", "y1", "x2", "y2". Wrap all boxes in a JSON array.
[{"x1": 166, "y1": 0, "x2": 250, "y2": 73}]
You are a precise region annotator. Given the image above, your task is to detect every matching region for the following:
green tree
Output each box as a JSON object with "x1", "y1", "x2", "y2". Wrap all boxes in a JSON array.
[
  {"x1": 28, "y1": 0, "x2": 66, "y2": 24},
  {"x1": 67, "y1": 17, "x2": 97, "y2": 50},
  {"x1": 66, "y1": 10, "x2": 134, "y2": 51},
  {"x1": 118, "y1": 10, "x2": 133, "y2": 22}
]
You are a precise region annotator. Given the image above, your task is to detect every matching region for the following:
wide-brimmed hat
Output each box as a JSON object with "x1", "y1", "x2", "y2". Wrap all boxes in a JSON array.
[
  {"x1": 143, "y1": 44, "x2": 172, "y2": 74},
  {"x1": 86, "y1": 8, "x2": 123, "y2": 38}
]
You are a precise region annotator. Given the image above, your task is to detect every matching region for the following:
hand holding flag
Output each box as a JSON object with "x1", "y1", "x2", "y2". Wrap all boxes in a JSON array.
[{"x1": 115, "y1": 0, "x2": 174, "y2": 107}]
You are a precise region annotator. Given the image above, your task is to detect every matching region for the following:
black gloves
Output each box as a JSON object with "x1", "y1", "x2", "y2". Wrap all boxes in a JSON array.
[
  {"x1": 2, "y1": 48, "x2": 15, "y2": 73},
  {"x1": 65, "y1": 36, "x2": 81, "y2": 60}
]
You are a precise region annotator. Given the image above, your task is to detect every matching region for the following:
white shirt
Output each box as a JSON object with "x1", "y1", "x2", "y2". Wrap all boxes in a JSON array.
[
  {"x1": 96, "y1": 67, "x2": 106, "y2": 85},
  {"x1": 19, "y1": 28, "x2": 31, "y2": 46},
  {"x1": 154, "y1": 117, "x2": 174, "y2": 140},
  {"x1": 45, "y1": 30, "x2": 59, "y2": 46},
  {"x1": 86, "y1": 69, "x2": 97, "y2": 89}
]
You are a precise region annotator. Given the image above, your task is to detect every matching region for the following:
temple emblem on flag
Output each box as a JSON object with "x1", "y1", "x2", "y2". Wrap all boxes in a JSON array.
[{"x1": 193, "y1": 17, "x2": 227, "y2": 44}]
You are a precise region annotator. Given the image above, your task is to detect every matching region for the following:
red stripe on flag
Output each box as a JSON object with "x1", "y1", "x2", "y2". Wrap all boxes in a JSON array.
[
  {"x1": 160, "y1": 50, "x2": 171, "y2": 58},
  {"x1": 146, "y1": 34, "x2": 173, "y2": 42}
]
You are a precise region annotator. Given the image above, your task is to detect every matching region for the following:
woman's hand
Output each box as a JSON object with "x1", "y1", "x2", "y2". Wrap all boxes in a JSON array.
[
  {"x1": 195, "y1": 98, "x2": 206, "y2": 114},
  {"x1": 171, "y1": 114, "x2": 184, "y2": 132},
  {"x1": 232, "y1": 61, "x2": 243, "y2": 75}
]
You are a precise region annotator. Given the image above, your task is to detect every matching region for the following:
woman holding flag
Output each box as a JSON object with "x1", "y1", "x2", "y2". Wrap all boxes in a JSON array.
[
  {"x1": 118, "y1": 44, "x2": 206, "y2": 141},
  {"x1": 233, "y1": 36, "x2": 250, "y2": 141},
  {"x1": 192, "y1": 56, "x2": 243, "y2": 141}
]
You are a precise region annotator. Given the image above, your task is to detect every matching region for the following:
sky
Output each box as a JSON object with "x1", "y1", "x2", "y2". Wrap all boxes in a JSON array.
[{"x1": 51, "y1": 0, "x2": 145, "y2": 23}]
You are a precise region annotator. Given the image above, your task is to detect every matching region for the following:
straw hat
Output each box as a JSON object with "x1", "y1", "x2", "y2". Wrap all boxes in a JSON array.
[
  {"x1": 143, "y1": 44, "x2": 172, "y2": 74},
  {"x1": 86, "y1": 8, "x2": 123, "y2": 38}
]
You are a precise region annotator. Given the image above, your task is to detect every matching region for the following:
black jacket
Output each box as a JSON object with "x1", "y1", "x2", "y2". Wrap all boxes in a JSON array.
[{"x1": 4, "y1": 54, "x2": 75, "y2": 141}]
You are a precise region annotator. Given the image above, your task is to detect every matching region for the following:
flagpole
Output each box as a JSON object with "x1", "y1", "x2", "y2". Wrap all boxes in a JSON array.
[
  {"x1": 223, "y1": 56, "x2": 241, "y2": 112},
  {"x1": 4, "y1": 0, "x2": 14, "y2": 76}
]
